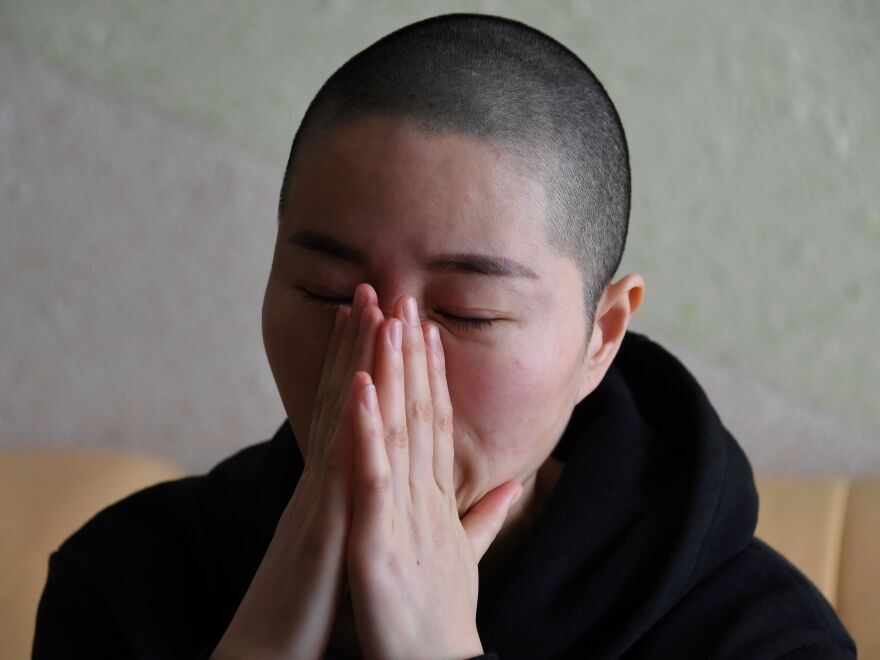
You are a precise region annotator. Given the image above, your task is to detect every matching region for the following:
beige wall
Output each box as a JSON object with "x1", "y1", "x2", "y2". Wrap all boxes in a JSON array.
[{"x1": 0, "y1": 2, "x2": 877, "y2": 474}]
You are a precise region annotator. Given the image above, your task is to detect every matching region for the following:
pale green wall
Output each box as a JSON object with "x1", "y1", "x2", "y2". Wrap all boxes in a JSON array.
[{"x1": 2, "y1": 0, "x2": 877, "y2": 438}]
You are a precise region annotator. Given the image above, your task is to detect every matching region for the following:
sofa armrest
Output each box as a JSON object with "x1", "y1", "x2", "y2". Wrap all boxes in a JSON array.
[
  {"x1": 755, "y1": 475, "x2": 880, "y2": 659},
  {"x1": 0, "y1": 448, "x2": 184, "y2": 660}
]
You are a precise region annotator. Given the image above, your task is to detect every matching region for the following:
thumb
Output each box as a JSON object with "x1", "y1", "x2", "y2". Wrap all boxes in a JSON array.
[{"x1": 460, "y1": 481, "x2": 524, "y2": 560}]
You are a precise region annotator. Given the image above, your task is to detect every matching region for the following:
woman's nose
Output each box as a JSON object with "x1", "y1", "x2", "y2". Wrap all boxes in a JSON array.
[
  {"x1": 373, "y1": 288, "x2": 418, "y2": 322},
  {"x1": 378, "y1": 296, "x2": 405, "y2": 320},
  {"x1": 362, "y1": 275, "x2": 424, "y2": 321}
]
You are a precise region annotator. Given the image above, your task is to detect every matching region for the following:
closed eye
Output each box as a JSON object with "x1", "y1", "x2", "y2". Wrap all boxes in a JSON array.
[{"x1": 296, "y1": 288, "x2": 498, "y2": 331}]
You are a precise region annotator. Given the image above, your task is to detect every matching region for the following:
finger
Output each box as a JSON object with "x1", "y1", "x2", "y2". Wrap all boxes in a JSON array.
[
  {"x1": 308, "y1": 372, "x2": 362, "y2": 557},
  {"x1": 373, "y1": 316, "x2": 409, "y2": 509},
  {"x1": 326, "y1": 303, "x2": 383, "y2": 469},
  {"x1": 310, "y1": 290, "x2": 363, "y2": 457},
  {"x1": 461, "y1": 481, "x2": 523, "y2": 561},
  {"x1": 323, "y1": 370, "x2": 371, "y2": 512},
  {"x1": 325, "y1": 287, "x2": 382, "y2": 437},
  {"x1": 423, "y1": 322, "x2": 455, "y2": 495},
  {"x1": 313, "y1": 283, "x2": 376, "y2": 457},
  {"x1": 306, "y1": 304, "x2": 350, "y2": 467},
  {"x1": 351, "y1": 303, "x2": 384, "y2": 377},
  {"x1": 399, "y1": 296, "x2": 434, "y2": 492},
  {"x1": 351, "y1": 372, "x2": 393, "y2": 545}
]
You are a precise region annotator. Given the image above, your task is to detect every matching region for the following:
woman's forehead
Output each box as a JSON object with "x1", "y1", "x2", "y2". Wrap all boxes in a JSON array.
[{"x1": 285, "y1": 115, "x2": 550, "y2": 262}]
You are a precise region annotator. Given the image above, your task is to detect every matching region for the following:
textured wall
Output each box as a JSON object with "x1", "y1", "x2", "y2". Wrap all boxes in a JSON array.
[{"x1": 1, "y1": 1, "x2": 877, "y2": 473}]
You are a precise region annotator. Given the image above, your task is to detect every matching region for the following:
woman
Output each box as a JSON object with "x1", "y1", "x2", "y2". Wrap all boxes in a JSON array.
[{"x1": 34, "y1": 13, "x2": 855, "y2": 659}]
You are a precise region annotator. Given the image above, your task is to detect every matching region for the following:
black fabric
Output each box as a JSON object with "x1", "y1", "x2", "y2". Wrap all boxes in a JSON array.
[{"x1": 32, "y1": 330, "x2": 856, "y2": 659}]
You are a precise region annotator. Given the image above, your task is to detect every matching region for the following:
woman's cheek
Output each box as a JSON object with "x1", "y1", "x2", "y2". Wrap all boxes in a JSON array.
[
  {"x1": 263, "y1": 293, "x2": 327, "y2": 455},
  {"x1": 445, "y1": 341, "x2": 547, "y2": 455}
]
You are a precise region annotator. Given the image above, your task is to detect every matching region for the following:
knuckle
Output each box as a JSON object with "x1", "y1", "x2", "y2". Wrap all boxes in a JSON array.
[
  {"x1": 402, "y1": 331, "x2": 424, "y2": 356},
  {"x1": 402, "y1": 339, "x2": 419, "y2": 356},
  {"x1": 407, "y1": 397, "x2": 433, "y2": 423},
  {"x1": 387, "y1": 356, "x2": 404, "y2": 379},
  {"x1": 364, "y1": 473, "x2": 392, "y2": 497},
  {"x1": 384, "y1": 424, "x2": 409, "y2": 448},
  {"x1": 354, "y1": 546, "x2": 401, "y2": 579},
  {"x1": 386, "y1": 552, "x2": 405, "y2": 579},
  {"x1": 433, "y1": 408, "x2": 454, "y2": 435}
]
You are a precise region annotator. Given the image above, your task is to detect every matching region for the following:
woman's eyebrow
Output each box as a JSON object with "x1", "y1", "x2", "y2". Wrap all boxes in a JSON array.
[{"x1": 289, "y1": 230, "x2": 539, "y2": 279}]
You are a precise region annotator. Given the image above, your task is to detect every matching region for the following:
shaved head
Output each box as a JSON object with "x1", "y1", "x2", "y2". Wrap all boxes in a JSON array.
[{"x1": 278, "y1": 13, "x2": 630, "y2": 330}]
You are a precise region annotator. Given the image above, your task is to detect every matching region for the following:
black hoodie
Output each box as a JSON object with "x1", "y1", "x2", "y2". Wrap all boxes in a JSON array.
[{"x1": 32, "y1": 331, "x2": 856, "y2": 659}]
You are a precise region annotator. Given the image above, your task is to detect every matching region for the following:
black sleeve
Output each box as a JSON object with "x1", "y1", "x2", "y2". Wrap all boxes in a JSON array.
[{"x1": 32, "y1": 551, "x2": 129, "y2": 659}]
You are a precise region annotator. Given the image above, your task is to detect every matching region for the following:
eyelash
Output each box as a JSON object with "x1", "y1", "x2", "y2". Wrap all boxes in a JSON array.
[{"x1": 297, "y1": 289, "x2": 497, "y2": 331}]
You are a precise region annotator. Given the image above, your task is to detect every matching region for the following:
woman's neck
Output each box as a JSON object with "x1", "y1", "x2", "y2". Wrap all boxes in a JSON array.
[{"x1": 478, "y1": 453, "x2": 565, "y2": 595}]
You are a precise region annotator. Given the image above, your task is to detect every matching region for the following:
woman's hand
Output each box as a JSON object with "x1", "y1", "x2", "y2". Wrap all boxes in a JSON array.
[
  {"x1": 213, "y1": 284, "x2": 384, "y2": 660},
  {"x1": 346, "y1": 295, "x2": 523, "y2": 660}
]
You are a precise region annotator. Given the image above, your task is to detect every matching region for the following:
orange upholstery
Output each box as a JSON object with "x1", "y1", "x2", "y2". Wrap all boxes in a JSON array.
[
  {"x1": 1, "y1": 451, "x2": 877, "y2": 659},
  {"x1": 0, "y1": 449, "x2": 184, "y2": 660},
  {"x1": 835, "y1": 480, "x2": 880, "y2": 660},
  {"x1": 755, "y1": 476, "x2": 880, "y2": 659}
]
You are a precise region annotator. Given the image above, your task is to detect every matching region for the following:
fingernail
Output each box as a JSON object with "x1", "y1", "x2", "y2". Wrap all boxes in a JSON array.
[
  {"x1": 389, "y1": 319, "x2": 402, "y2": 350},
  {"x1": 403, "y1": 297, "x2": 419, "y2": 327},
  {"x1": 363, "y1": 383, "x2": 377, "y2": 411},
  {"x1": 426, "y1": 324, "x2": 442, "y2": 356},
  {"x1": 355, "y1": 284, "x2": 368, "y2": 309}
]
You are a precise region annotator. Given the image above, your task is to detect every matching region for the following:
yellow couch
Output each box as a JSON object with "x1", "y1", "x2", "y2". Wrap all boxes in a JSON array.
[
  {"x1": 754, "y1": 475, "x2": 880, "y2": 658},
  {"x1": 2, "y1": 450, "x2": 877, "y2": 659},
  {"x1": 0, "y1": 449, "x2": 185, "y2": 660}
]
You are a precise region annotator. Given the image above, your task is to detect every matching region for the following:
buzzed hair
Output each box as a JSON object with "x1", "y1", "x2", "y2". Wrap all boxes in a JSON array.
[{"x1": 278, "y1": 13, "x2": 630, "y2": 334}]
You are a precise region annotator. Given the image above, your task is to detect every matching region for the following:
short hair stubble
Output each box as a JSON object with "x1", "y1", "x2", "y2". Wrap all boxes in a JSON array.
[{"x1": 278, "y1": 13, "x2": 631, "y2": 335}]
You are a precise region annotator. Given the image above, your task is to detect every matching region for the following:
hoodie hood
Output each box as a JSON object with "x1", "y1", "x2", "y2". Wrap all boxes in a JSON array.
[
  {"x1": 475, "y1": 329, "x2": 759, "y2": 658},
  {"x1": 36, "y1": 331, "x2": 854, "y2": 659},
  {"x1": 240, "y1": 329, "x2": 759, "y2": 659}
]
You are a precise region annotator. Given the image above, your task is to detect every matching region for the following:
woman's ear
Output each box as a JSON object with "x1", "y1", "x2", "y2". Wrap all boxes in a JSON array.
[{"x1": 576, "y1": 273, "x2": 645, "y2": 402}]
